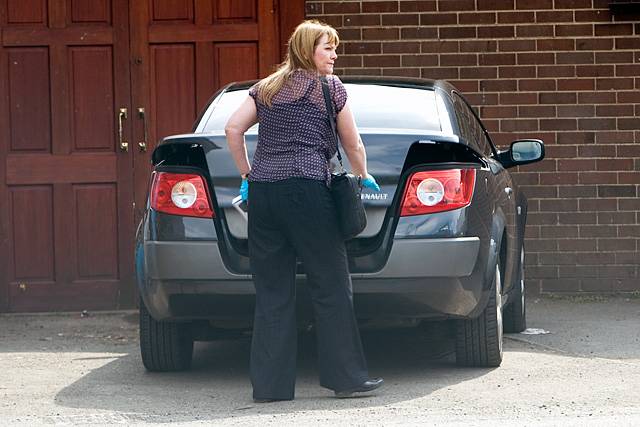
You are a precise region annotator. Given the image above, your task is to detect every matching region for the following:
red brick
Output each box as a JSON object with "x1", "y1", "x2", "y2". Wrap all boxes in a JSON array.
[
  {"x1": 618, "y1": 117, "x2": 640, "y2": 130},
  {"x1": 519, "y1": 79, "x2": 556, "y2": 91},
  {"x1": 363, "y1": 55, "x2": 401, "y2": 67},
  {"x1": 619, "y1": 172, "x2": 640, "y2": 184},
  {"x1": 556, "y1": 51, "x2": 594, "y2": 65},
  {"x1": 598, "y1": 185, "x2": 637, "y2": 197},
  {"x1": 480, "y1": 26, "x2": 515, "y2": 38},
  {"x1": 597, "y1": 265, "x2": 637, "y2": 278},
  {"x1": 500, "y1": 91, "x2": 538, "y2": 104},
  {"x1": 481, "y1": 106, "x2": 517, "y2": 118},
  {"x1": 343, "y1": 68, "x2": 382, "y2": 76},
  {"x1": 460, "y1": 66, "x2": 498, "y2": 79},
  {"x1": 440, "y1": 53, "x2": 477, "y2": 66},
  {"x1": 555, "y1": 0, "x2": 592, "y2": 9},
  {"x1": 306, "y1": 2, "x2": 322, "y2": 14},
  {"x1": 578, "y1": 145, "x2": 614, "y2": 157},
  {"x1": 480, "y1": 79, "x2": 517, "y2": 91},
  {"x1": 517, "y1": 105, "x2": 555, "y2": 117},
  {"x1": 500, "y1": 119, "x2": 538, "y2": 132},
  {"x1": 595, "y1": 24, "x2": 634, "y2": 37},
  {"x1": 595, "y1": 51, "x2": 634, "y2": 64},
  {"x1": 383, "y1": 67, "x2": 421, "y2": 77},
  {"x1": 616, "y1": 64, "x2": 640, "y2": 77},
  {"x1": 554, "y1": 24, "x2": 594, "y2": 37},
  {"x1": 536, "y1": 171, "x2": 578, "y2": 185},
  {"x1": 460, "y1": 40, "x2": 497, "y2": 52},
  {"x1": 438, "y1": 0, "x2": 475, "y2": 11},
  {"x1": 537, "y1": 39, "x2": 575, "y2": 51},
  {"x1": 478, "y1": 0, "x2": 515, "y2": 10},
  {"x1": 517, "y1": 52, "x2": 554, "y2": 65},
  {"x1": 399, "y1": 1, "x2": 436, "y2": 12},
  {"x1": 539, "y1": 92, "x2": 576, "y2": 104},
  {"x1": 619, "y1": 199, "x2": 640, "y2": 210},
  {"x1": 558, "y1": 184, "x2": 595, "y2": 197},
  {"x1": 465, "y1": 92, "x2": 498, "y2": 105},
  {"x1": 540, "y1": 119, "x2": 577, "y2": 131},
  {"x1": 578, "y1": 171, "x2": 617, "y2": 184},
  {"x1": 400, "y1": 54, "x2": 438, "y2": 66},
  {"x1": 615, "y1": 37, "x2": 640, "y2": 50},
  {"x1": 540, "y1": 279, "x2": 580, "y2": 292},
  {"x1": 439, "y1": 26, "x2": 477, "y2": 39},
  {"x1": 498, "y1": 40, "x2": 536, "y2": 52},
  {"x1": 363, "y1": 28, "x2": 399, "y2": 40},
  {"x1": 343, "y1": 14, "x2": 380, "y2": 26},
  {"x1": 419, "y1": 12, "x2": 457, "y2": 25},
  {"x1": 382, "y1": 13, "x2": 419, "y2": 26},
  {"x1": 449, "y1": 80, "x2": 479, "y2": 92},
  {"x1": 421, "y1": 40, "x2": 458, "y2": 53},
  {"x1": 517, "y1": 25, "x2": 554, "y2": 37},
  {"x1": 580, "y1": 225, "x2": 617, "y2": 237},
  {"x1": 557, "y1": 78, "x2": 595, "y2": 91},
  {"x1": 336, "y1": 55, "x2": 362, "y2": 68},
  {"x1": 596, "y1": 78, "x2": 634, "y2": 90},
  {"x1": 596, "y1": 131, "x2": 634, "y2": 144},
  {"x1": 617, "y1": 228, "x2": 640, "y2": 239},
  {"x1": 362, "y1": 1, "x2": 398, "y2": 13},
  {"x1": 557, "y1": 159, "x2": 596, "y2": 171},
  {"x1": 344, "y1": 42, "x2": 381, "y2": 55},
  {"x1": 420, "y1": 67, "x2": 459, "y2": 80},
  {"x1": 575, "y1": 10, "x2": 611, "y2": 23},
  {"x1": 596, "y1": 158, "x2": 635, "y2": 171},
  {"x1": 324, "y1": 2, "x2": 360, "y2": 14},
  {"x1": 598, "y1": 211, "x2": 637, "y2": 225},
  {"x1": 499, "y1": 65, "x2": 536, "y2": 78},
  {"x1": 538, "y1": 65, "x2": 575, "y2": 78},
  {"x1": 576, "y1": 65, "x2": 614, "y2": 77},
  {"x1": 517, "y1": 0, "x2": 552, "y2": 9},
  {"x1": 577, "y1": 91, "x2": 616, "y2": 104},
  {"x1": 576, "y1": 38, "x2": 614, "y2": 50},
  {"x1": 599, "y1": 239, "x2": 635, "y2": 251},
  {"x1": 459, "y1": 12, "x2": 496, "y2": 25},
  {"x1": 337, "y1": 28, "x2": 362, "y2": 41},
  {"x1": 577, "y1": 118, "x2": 616, "y2": 130},
  {"x1": 595, "y1": 104, "x2": 634, "y2": 117},
  {"x1": 579, "y1": 198, "x2": 617, "y2": 211},
  {"x1": 556, "y1": 131, "x2": 595, "y2": 145},
  {"x1": 498, "y1": 11, "x2": 533, "y2": 23},
  {"x1": 536, "y1": 10, "x2": 573, "y2": 22},
  {"x1": 617, "y1": 144, "x2": 640, "y2": 157},
  {"x1": 617, "y1": 91, "x2": 640, "y2": 103},
  {"x1": 400, "y1": 27, "x2": 438, "y2": 39},
  {"x1": 557, "y1": 105, "x2": 594, "y2": 118},
  {"x1": 382, "y1": 42, "x2": 420, "y2": 54},
  {"x1": 479, "y1": 53, "x2": 515, "y2": 65},
  {"x1": 558, "y1": 265, "x2": 599, "y2": 277}
]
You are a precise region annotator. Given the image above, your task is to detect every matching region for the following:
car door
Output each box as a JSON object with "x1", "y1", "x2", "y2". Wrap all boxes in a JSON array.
[{"x1": 451, "y1": 92, "x2": 518, "y2": 292}]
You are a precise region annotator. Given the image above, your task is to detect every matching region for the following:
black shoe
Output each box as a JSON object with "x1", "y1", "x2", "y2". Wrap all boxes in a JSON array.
[{"x1": 334, "y1": 378, "x2": 384, "y2": 398}]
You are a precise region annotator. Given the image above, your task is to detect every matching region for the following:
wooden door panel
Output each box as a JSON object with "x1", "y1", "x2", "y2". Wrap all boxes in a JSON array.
[
  {"x1": 69, "y1": 47, "x2": 115, "y2": 151},
  {"x1": 7, "y1": 48, "x2": 52, "y2": 151},
  {"x1": 9, "y1": 186, "x2": 55, "y2": 280},
  {"x1": 6, "y1": 0, "x2": 46, "y2": 24},
  {"x1": 150, "y1": 44, "x2": 196, "y2": 138},
  {"x1": 1, "y1": 0, "x2": 134, "y2": 312},
  {"x1": 76, "y1": 184, "x2": 118, "y2": 278},
  {"x1": 152, "y1": 0, "x2": 194, "y2": 21},
  {"x1": 70, "y1": 0, "x2": 111, "y2": 24},
  {"x1": 215, "y1": 0, "x2": 255, "y2": 21},
  {"x1": 215, "y1": 43, "x2": 258, "y2": 87}
]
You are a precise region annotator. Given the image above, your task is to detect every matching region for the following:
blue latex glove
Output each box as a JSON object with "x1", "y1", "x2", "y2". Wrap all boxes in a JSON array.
[
  {"x1": 362, "y1": 174, "x2": 381, "y2": 192},
  {"x1": 239, "y1": 178, "x2": 249, "y2": 201}
]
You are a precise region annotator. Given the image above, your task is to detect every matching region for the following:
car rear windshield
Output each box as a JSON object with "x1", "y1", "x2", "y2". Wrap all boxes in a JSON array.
[{"x1": 200, "y1": 83, "x2": 443, "y2": 134}]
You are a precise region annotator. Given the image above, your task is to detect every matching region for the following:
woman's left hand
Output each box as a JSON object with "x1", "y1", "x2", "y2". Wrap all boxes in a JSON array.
[{"x1": 361, "y1": 174, "x2": 380, "y2": 192}]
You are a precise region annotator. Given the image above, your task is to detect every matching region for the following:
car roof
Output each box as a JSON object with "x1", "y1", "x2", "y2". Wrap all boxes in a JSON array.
[{"x1": 225, "y1": 76, "x2": 449, "y2": 92}]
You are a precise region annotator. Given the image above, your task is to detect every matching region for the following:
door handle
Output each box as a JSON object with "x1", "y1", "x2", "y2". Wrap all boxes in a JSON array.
[
  {"x1": 137, "y1": 107, "x2": 148, "y2": 152},
  {"x1": 118, "y1": 108, "x2": 128, "y2": 152}
]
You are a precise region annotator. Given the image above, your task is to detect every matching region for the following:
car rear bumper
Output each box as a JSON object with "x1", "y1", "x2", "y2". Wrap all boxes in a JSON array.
[{"x1": 139, "y1": 237, "x2": 489, "y2": 321}]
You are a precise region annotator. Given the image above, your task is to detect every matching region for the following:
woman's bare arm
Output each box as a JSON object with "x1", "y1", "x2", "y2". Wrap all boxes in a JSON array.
[
  {"x1": 336, "y1": 100, "x2": 368, "y2": 177},
  {"x1": 225, "y1": 96, "x2": 258, "y2": 176}
]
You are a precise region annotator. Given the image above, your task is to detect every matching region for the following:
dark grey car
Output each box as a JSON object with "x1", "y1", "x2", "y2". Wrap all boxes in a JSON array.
[{"x1": 135, "y1": 77, "x2": 545, "y2": 372}]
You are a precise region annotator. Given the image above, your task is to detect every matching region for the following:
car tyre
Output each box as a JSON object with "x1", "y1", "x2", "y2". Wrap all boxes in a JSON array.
[
  {"x1": 504, "y1": 246, "x2": 527, "y2": 333},
  {"x1": 455, "y1": 262, "x2": 503, "y2": 367},
  {"x1": 139, "y1": 298, "x2": 194, "y2": 372}
]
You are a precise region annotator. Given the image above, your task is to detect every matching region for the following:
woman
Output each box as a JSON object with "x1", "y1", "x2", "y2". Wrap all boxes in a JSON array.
[{"x1": 225, "y1": 20, "x2": 383, "y2": 402}]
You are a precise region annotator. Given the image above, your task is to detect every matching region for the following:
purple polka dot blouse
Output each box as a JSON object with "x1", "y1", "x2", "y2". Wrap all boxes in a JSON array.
[{"x1": 247, "y1": 69, "x2": 348, "y2": 185}]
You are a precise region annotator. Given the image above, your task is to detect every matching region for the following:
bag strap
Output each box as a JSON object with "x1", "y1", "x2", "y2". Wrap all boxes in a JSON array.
[{"x1": 319, "y1": 76, "x2": 345, "y2": 171}]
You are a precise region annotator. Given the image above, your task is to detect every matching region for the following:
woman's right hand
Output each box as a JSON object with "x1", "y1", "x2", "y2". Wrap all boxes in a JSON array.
[
  {"x1": 240, "y1": 178, "x2": 249, "y2": 201},
  {"x1": 362, "y1": 174, "x2": 380, "y2": 192}
]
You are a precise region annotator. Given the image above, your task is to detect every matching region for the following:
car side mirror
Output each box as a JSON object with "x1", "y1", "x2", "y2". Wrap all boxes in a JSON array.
[{"x1": 497, "y1": 139, "x2": 545, "y2": 169}]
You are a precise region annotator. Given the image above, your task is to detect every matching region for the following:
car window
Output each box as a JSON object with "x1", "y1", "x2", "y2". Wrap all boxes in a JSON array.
[
  {"x1": 452, "y1": 92, "x2": 495, "y2": 157},
  {"x1": 200, "y1": 84, "x2": 443, "y2": 134}
]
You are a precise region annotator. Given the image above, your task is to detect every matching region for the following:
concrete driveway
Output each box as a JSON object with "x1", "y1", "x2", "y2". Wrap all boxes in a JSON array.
[{"x1": 1, "y1": 296, "x2": 639, "y2": 426}]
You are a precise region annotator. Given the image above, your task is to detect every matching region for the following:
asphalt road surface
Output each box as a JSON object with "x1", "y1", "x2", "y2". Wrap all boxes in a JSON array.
[{"x1": 1, "y1": 296, "x2": 639, "y2": 426}]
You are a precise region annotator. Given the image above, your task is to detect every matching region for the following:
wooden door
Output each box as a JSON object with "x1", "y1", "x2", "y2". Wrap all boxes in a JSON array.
[
  {"x1": 0, "y1": 0, "x2": 134, "y2": 311},
  {"x1": 129, "y1": 0, "x2": 280, "y2": 223}
]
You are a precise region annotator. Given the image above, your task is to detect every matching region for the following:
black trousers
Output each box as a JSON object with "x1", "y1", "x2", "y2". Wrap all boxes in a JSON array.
[{"x1": 247, "y1": 178, "x2": 369, "y2": 400}]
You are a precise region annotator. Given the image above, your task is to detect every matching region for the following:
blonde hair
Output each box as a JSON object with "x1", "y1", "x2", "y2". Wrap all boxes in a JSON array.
[{"x1": 256, "y1": 20, "x2": 339, "y2": 107}]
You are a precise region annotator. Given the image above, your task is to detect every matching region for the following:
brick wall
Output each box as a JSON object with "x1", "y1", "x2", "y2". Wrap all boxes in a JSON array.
[{"x1": 307, "y1": 0, "x2": 640, "y2": 294}]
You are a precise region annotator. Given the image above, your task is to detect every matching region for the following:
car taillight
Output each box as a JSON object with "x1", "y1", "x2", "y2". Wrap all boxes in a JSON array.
[
  {"x1": 400, "y1": 168, "x2": 476, "y2": 216},
  {"x1": 150, "y1": 172, "x2": 215, "y2": 218}
]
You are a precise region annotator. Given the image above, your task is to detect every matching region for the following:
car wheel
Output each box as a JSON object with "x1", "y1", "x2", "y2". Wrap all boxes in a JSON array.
[
  {"x1": 139, "y1": 298, "x2": 194, "y2": 372},
  {"x1": 504, "y1": 246, "x2": 527, "y2": 333},
  {"x1": 455, "y1": 262, "x2": 503, "y2": 367}
]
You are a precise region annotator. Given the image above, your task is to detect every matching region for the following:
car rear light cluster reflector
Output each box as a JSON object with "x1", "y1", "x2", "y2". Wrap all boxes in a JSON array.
[
  {"x1": 400, "y1": 168, "x2": 476, "y2": 216},
  {"x1": 150, "y1": 172, "x2": 214, "y2": 218}
]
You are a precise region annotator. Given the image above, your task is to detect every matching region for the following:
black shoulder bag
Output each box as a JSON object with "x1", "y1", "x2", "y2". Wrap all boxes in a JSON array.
[{"x1": 319, "y1": 76, "x2": 367, "y2": 240}]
